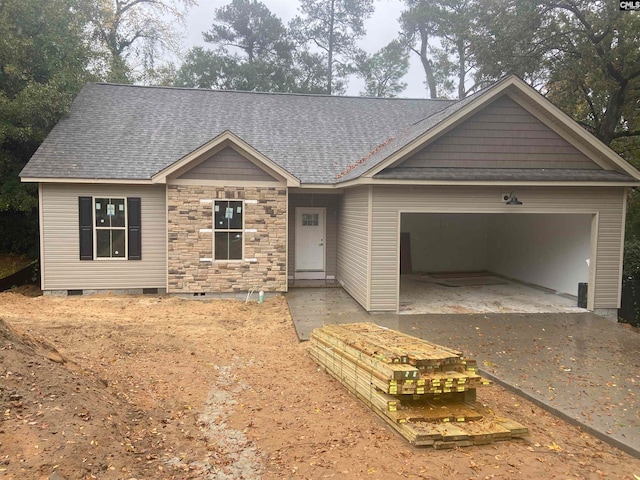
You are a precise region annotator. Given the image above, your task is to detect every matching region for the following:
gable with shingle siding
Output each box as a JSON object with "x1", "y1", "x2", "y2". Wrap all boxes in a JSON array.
[
  {"x1": 176, "y1": 146, "x2": 279, "y2": 183},
  {"x1": 398, "y1": 96, "x2": 600, "y2": 170}
]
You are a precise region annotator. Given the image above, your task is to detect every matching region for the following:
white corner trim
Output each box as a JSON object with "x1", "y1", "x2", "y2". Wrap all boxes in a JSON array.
[{"x1": 38, "y1": 183, "x2": 45, "y2": 289}]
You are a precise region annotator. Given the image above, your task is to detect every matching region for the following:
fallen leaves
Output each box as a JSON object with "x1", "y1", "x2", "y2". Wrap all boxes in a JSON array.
[{"x1": 546, "y1": 442, "x2": 563, "y2": 452}]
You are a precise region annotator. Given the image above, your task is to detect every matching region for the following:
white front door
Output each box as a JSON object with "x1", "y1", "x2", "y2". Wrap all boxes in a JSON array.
[{"x1": 295, "y1": 207, "x2": 325, "y2": 279}]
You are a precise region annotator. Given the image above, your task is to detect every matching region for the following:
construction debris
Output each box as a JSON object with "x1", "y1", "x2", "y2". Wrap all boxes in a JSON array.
[{"x1": 309, "y1": 322, "x2": 528, "y2": 448}]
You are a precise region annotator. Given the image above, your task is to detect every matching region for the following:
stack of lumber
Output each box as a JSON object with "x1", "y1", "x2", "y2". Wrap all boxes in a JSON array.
[{"x1": 309, "y1": 322, "x2": 528, "y2": 448}]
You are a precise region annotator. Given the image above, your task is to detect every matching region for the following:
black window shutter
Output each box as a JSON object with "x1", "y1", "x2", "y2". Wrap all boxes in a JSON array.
[
  {"x1": 79, "y1": 196, "x2": 93, "y2": 260},
  {"x1": 127, "y1": 197, "x2": 142, "y2": 260}
]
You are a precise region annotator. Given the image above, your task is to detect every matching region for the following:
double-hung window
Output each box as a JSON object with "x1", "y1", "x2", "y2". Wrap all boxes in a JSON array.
[
  {"x1": 214, "y1": 200, "x2": 243, "y2": 260},
  {"x1": 95, "y1": 198, "x2": 126, "y2": 258},
  {"x1": 78, "y1": 196, "x2": 141, "y2": 261}
]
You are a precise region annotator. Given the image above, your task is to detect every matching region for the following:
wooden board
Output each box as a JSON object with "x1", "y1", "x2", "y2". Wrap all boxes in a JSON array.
[
  {"x1": 373, "y1": 406, "x2": 528, "y2": 448},
  {"x1": 309, "y1": 323, "x2": 529, "y2": 449},
  {"x1": 311, "y1": 324, "x2": 488, "y2": 394},
  {"x1": 321, "y1": 323, "x2": 463, "y2": 367}
]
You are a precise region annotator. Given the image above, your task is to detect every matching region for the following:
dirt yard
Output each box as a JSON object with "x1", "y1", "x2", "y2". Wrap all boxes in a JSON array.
[{"x1": 1, "y1": 291, "x2": 640, "y2": 480}]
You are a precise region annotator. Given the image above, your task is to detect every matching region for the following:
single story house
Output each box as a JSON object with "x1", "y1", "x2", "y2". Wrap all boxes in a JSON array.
[{"x1": 20, "y1": 76, "x2": 640, "y2": 319}]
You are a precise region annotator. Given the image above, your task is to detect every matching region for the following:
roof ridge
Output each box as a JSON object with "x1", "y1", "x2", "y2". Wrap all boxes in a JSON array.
[
  {"x1": 407, "y1": 86, "x2": 491, "y2": 128},
  {"x1": 91, "y1": 82, "x2": 456, "y2": 102}
]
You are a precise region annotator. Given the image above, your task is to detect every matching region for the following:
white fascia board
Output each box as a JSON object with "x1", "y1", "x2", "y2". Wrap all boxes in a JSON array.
[
  {"x1": 334, "y1": 177, "x2": 640, "y2": 188},
  {"x1": 288, "y1": 185, "x2": 345, "y2": 195},
  {"x1": 21, "y1": 177, "x2": 154, "y2": 184}
]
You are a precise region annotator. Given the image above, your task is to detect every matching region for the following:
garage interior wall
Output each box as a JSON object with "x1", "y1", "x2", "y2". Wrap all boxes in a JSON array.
[
  {"x1": 401, "y1": 214, "x2": 489, "y2": 273},
  {"x1": 401, "y1": 213, "x2": 591, "y2": 297},
  {"x1": 487, "y1": 214, "x2": 591, "y2": 296}
]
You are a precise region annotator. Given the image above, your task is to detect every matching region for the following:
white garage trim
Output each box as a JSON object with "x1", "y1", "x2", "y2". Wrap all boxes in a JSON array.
[
  {"x1": 589, "y1": 214, "x2": 599, "y2": 311},
  {"x1": 370, "y1": 185, "x2": 625, "y2": 313}
]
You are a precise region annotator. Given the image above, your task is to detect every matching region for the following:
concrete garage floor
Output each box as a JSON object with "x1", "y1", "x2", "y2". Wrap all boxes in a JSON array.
[
  {"x1": 400, "y1": 274, "x2": 586, "y2": 314},
  {"x1": 287, "y1": 288, "x2": 640, "y2": 458}
]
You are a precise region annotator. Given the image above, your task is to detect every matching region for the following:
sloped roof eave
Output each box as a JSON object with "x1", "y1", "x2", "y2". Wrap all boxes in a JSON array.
[
  {"x1": 20, "y1": 176, "x2": 155, "y2": 184},
  {"x1": 151, "y1": 130, "x2": 300, "y2": 187},
  {"x1": 341, "y1": 76, "x2": 640, "y2": 183}
]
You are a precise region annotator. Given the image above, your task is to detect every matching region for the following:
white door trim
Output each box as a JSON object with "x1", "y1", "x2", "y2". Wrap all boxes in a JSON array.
[{"x1": 295, "y1": 207, "x2": 326, "y2": 279}]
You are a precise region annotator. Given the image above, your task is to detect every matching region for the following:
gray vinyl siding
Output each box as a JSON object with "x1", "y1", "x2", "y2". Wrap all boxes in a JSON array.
[
  {"x1": 337, "y1": 186, "x2": 370, "y2": 309},
  {"x1": 370, "y1": 185, "x2": 625, "y2": 311},
  {"x1": 40, "y1": 183, "x2": 166, "y2": 290},
  {"x1": 288, "y1": 193, "x2": 339, "y2": 278},
  {"x1": 400, "y1": 96, "x2": 599, "y2": 170},
  {"x1": 178, "y1": 146, "x2": 278, "y2": 182}
]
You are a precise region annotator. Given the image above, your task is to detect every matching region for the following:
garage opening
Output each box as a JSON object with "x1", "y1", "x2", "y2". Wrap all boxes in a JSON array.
[{"x1": 399, "y1": 213, "x2": 592, "y2": 314}]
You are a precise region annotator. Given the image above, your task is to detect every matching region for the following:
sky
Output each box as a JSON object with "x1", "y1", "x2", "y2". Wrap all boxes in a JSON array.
[{"x1": 180, "y1": 0, "x2": 429, "y2": 98}]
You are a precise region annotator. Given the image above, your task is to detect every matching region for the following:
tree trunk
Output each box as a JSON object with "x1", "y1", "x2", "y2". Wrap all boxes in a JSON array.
[
  {"x1": 457, "y1": 38, "x2": 466, "y2": 100},
  {"x1": 598, "y1": 82, "x2": 627, "y2": 145},
  {"x1": 418, "y1": 26, "x2": 437, "y2": 99},
  {"x1": 327, "y1": 0, "x2": 335, "y2": 95}
]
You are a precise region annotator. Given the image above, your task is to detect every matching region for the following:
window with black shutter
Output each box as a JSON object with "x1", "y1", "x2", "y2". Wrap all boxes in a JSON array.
[
  {"x1": 78, "y1": 196, "x2": 141, "y2": 260},
  {"x1": 127, "y1": 197, "x2": 141, "y2": 260},
  {"x1": 79, "y1": 197, "x2": 93, "y2": 260}
]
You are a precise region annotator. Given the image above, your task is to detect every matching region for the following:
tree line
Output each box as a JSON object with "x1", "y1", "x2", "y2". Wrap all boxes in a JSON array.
[{"x1": 0, "y1": 0, "x2": 639, "y2": 258}]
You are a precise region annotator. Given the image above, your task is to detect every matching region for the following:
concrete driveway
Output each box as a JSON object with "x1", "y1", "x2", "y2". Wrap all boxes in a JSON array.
[{"x1": 287, "y1": 287, "x2": 640, "y2": 458}]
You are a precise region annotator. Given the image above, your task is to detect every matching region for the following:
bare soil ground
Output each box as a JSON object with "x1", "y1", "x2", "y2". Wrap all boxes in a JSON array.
[{"x1": 1, "y1": 291, "x2": 640, "y2": 480}]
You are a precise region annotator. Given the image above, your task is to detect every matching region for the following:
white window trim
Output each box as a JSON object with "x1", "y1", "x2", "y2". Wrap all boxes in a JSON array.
[{"x1": 93, "y1": 196, "x2": 128, "y2": 261}]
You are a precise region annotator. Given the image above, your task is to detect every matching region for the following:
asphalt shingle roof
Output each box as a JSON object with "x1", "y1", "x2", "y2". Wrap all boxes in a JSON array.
[
  {"x1": 335, "y1": 89, "x2": 484, "y2": 182},
  {"x1": 21, "y1": 80, "x2": 638, "y2": 185},
  {"x1": 20, "y1": 83, "x2": 454, "y2": 183}
]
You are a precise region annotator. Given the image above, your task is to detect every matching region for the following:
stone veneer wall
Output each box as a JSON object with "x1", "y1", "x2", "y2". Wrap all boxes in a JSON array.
[{"x1": 167, "y1": 185, "x2": 287, "y2": 293}]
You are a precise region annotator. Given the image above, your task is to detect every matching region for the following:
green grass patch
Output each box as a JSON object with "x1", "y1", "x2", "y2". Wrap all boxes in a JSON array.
[{"x1": 0, "y1": 254, "x2": 34, "y2": 279}]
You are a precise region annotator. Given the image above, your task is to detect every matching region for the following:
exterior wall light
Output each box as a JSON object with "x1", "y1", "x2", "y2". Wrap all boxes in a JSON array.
[{"x1": 505, "y1": 192, "x2": 523, "y2": 205}]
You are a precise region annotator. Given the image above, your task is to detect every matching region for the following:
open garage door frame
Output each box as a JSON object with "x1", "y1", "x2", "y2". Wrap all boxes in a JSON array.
[
  {"x1": 396, "y1": 210, "x2": 598, "y2": 313},
  {"x1": 364, "y1": 185, "x2": 626, "y2": 315}
]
